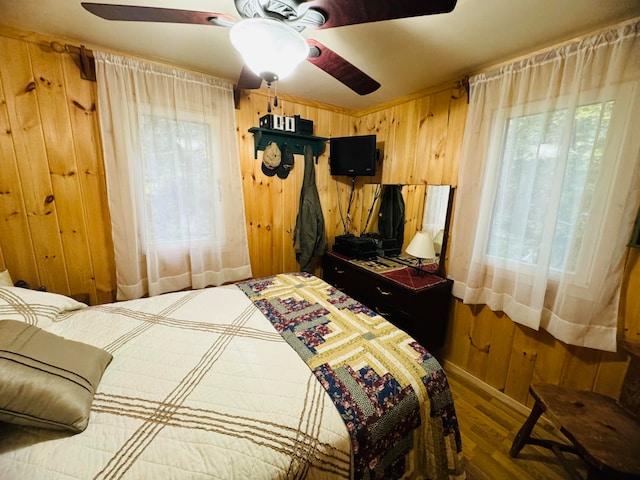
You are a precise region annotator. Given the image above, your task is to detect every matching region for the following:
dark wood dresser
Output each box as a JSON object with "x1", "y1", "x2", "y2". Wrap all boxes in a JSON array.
[{"x1": 322, "y1": 251, "x2": 453, "y2": 353}]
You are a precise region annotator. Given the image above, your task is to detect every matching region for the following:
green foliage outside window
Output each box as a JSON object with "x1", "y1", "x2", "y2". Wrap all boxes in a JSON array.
[{"x1": 487, "y1": 101, "x2": 613, "y2": 273}]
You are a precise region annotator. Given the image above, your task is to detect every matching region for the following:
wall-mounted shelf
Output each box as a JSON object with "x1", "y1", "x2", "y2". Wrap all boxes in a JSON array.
[{"x1": 248, "y1": 127, "x2": 327, "y2": 161}]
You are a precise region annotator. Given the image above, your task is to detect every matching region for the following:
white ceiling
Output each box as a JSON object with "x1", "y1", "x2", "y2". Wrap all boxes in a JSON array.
[{"x1": 1, "y1": 0, "x2": 639, "y2": 111}]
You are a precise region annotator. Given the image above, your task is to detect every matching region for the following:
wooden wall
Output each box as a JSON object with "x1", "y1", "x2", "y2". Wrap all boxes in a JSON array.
[
  {"x1": 234, "y1": 89, "x2": 357, "y2": 278},
  {"x1": 0, "y1": 27, "x2": 114, "y2": 305},
  {"x1": 233, "y1": 81, "x2": 468, "y2": 279},
  {"x1": 0, "y1": 25, "x2": 637, "y2": 409}
]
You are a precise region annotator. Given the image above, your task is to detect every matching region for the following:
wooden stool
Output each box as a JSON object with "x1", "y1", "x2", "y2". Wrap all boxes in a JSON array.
[{"x1": 510, "y1": 339, "x2": 640, "y2": 480}]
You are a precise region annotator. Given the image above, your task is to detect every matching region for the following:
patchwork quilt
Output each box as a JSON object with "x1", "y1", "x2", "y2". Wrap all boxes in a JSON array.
[
  {"x1": 237, "y1": 273, "x2": 464, "y2": 480},
  {"x1": 0, "y1": 273, "x2": 464, "y2": 480}
]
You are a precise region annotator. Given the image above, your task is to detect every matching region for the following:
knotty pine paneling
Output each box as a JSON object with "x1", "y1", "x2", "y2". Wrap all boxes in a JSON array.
[
  {"x1": 445, "y1": 295, "x2": 631, "y2": 406},
  {"x1": 354, "y1": 86, "x2": 467, "y2": 186},
  {"x1": 0, "y1": 28, "x2": 114, "y2": 304},
  {"x1": 622, "y1": 248, "x2": 640, "y2": 341},
  {"x1": 1, "y1": 25, "x2": 638, "y2": 412},
  {"x1": 235, "y1": 89, "x2": 357, "y2": 278}
]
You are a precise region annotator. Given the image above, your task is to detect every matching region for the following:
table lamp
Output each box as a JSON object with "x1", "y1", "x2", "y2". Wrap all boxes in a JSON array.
[{"x1": 405, "y1": 231, "x2": 436, "y2": 276}]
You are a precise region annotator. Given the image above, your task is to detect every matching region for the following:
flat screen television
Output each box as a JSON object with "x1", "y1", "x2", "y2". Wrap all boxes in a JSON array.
[{"x1": 329, "y1": 135, "x2": 377, "y2": 177}]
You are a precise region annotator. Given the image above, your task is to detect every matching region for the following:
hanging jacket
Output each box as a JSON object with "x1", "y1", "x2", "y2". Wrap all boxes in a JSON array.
[
  {"x1": 378, "y1": 185, "x2": 405, "y2": 249},
  {"x1": 293, "y1": 145, "x2": 326, "y2": 272}
]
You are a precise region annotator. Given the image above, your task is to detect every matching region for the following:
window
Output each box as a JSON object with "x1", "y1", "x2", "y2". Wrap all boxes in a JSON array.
[
  {"x1": 139, "y1": 113, "x2": 224, "y2": 247},
  {"x1": 95, "y1": 51, "x2": 251, "y2": 299},
  {"x1": 447, "y1": 19, "x2": 640, "y2": 351},
  {"x1": 487, "y1": 99, "x2": 613, "y2": 276}
]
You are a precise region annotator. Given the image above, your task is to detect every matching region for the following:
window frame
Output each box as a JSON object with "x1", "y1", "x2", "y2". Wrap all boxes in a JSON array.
[
  {"x1": 136, "y1": 105, "x2": 227, "y2": 252},
  {"x1": 481, "y1": 83, "x2": 635, "y2": 287}
]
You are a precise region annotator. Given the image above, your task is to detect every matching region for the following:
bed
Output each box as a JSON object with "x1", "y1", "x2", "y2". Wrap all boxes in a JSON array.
[{"x1": 0, "y1": 272, "x2": 464, "y2": 479}]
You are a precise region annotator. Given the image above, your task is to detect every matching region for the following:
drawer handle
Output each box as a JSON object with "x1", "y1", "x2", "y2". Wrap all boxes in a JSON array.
[
  {"x1": 376, "y1": 286, "x2": 392, "y2": 296},
  {"x1": 334, "y1": 268, "x2": 345, "y2": 274},
  {"x1": 375, "y1": 307, "x2": 390, "y2": 317}
]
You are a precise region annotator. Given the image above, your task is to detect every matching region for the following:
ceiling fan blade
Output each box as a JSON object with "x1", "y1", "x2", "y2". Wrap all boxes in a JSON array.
[
  {"x1": 306, "y1": 39, "x2": 380, "y2": 96},
  {"x1": 80, "y1": 3, "x2": 236, "y2": 26},
  {"x1": 233, "y1": 65, "x2": 263, "y2": 108},
  {"x1": 308, "y1": 0, "x2": 457, "y2": 29},
  {"x1": 237, "y1": 65, "x2": 264, "y2": 90}
]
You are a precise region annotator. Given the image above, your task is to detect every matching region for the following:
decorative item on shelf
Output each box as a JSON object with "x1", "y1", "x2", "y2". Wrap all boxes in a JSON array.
[
  {"x1": 259, "y1": 114, "x2": 276, "y2": 129},
  {"x1": 247, "y1": 127, "x2": 327, "y2": 161},
  {"x1": 285, "y1": 116, "x2": 295, "y2": 132},
  {"x1": 294, "y1": 115, "x2": 314, "y2": 135},
  {"x1": 259, "y1": 114, "x2": 314, "y2": 135},
  {"x1": 259, "y1": 114, "x2": 286, "y2": 131},
  {"x1": 405, "y1": 231, "x2": 436, "y2": 276}
]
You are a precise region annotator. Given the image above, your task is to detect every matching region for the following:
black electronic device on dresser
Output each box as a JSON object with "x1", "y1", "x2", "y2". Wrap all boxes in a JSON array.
[
  {"x1": 332, "y1": 234, "x2": 377, "y2": 260},
  {"x1": 322, "y1": 251, "x2": 453, "y2": 353}
]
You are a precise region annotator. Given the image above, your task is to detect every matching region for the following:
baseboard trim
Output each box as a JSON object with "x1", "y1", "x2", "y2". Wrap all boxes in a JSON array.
[{"x1": 442, "y1": 359, "x2": 546, "y2": 424}]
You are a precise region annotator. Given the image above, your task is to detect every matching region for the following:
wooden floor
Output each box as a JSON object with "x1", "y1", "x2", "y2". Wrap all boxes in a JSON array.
[{"x1": 444, "y1": 365, "x2": 588, "y2": 480}]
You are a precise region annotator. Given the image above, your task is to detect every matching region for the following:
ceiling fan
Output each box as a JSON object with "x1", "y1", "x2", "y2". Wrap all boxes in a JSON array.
[{"x1": 81, "y1": 0, "x2": 457, "y2": 98}]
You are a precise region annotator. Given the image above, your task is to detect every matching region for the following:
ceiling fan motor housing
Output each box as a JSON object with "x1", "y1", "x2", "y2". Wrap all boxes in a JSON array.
[{"x1": 234, "y1": 0, "x2": 326, "y2": 29}]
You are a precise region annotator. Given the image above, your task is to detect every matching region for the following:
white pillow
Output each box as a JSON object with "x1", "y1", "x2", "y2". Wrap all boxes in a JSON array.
[
  {"x1": 0, "y1": 286, "x2": 87, "y2": 329},
  {"x1": 0, "y1": 270, "x2": 12, "y2": 287}
]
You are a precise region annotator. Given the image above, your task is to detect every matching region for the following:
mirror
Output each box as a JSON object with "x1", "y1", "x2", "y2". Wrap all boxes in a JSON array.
[
  {"x1": 419, "y1": 185, "x2": 454, "y2": 275},
  {"x1": 421, "y1": 185, "x2": 452, "y2": 256},
  {"x1": 357, "y1": 184, "x2": 454, "y2": 275}
]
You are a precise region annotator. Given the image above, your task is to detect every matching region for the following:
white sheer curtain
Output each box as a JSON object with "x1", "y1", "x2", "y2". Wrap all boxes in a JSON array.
[
  {"x1": 422, "y1": 185, "x2": 450, "y2": 239},
  {"x1": 449, "y1": 19, "x2": 640, "y2": 351},
  {"x1": 95, "y1": 52, "x2": 251, "y2": 300}
]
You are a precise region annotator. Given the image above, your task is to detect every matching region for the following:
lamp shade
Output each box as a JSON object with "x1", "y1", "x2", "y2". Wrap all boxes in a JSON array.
[
  {"x1": 230, "y1": 18, "x2": 309, "y2": 81},
  {"x1": 406, "y1": 231, "x2": 436, "y2": 261}
]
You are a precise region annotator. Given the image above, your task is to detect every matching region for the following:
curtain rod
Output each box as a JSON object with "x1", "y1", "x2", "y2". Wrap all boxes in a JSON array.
[{"x1": 50, "y1": 41, "x2": 96, "y2": 81}]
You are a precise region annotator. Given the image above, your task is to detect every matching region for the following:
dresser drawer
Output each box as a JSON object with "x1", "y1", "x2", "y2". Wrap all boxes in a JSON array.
[
  {"x1": 322, "y1": 253, "x2": 356, "y2": 290},
  {"x1": 322, "y1": 253, "x2": 453, "y2": 351},
  {"x1": 323, "y1": 256, "x2": 388, "y2": 306}
]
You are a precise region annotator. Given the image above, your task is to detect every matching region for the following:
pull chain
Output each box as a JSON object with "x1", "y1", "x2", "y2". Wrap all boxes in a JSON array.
[
  {"x1": 266, "y1": 81, "x2": 272, "y2": 113},
  {"x1": 274, "y1": 80, "x2": 279, "y2": 108}
]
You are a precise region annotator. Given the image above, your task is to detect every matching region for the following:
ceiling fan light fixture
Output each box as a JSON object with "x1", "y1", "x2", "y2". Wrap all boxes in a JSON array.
[{"x1": 230, "y1": 17, "x2": 308, "y2": 82}]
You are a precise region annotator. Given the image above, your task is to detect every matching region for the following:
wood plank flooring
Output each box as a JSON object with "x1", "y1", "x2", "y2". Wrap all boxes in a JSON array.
[{"x1": 444, "y1": 365, "x2": 588, "y2": 480}]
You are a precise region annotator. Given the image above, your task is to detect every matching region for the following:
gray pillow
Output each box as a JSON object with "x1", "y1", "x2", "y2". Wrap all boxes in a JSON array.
[{"x1": 0, "y1": 320, "x2": 112, "y2": 433}]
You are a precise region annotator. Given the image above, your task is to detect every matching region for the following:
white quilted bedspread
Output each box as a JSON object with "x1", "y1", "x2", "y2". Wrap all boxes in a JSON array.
[{"x1": 0, "y1": 285, "x2": 352, "y2": 479}]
